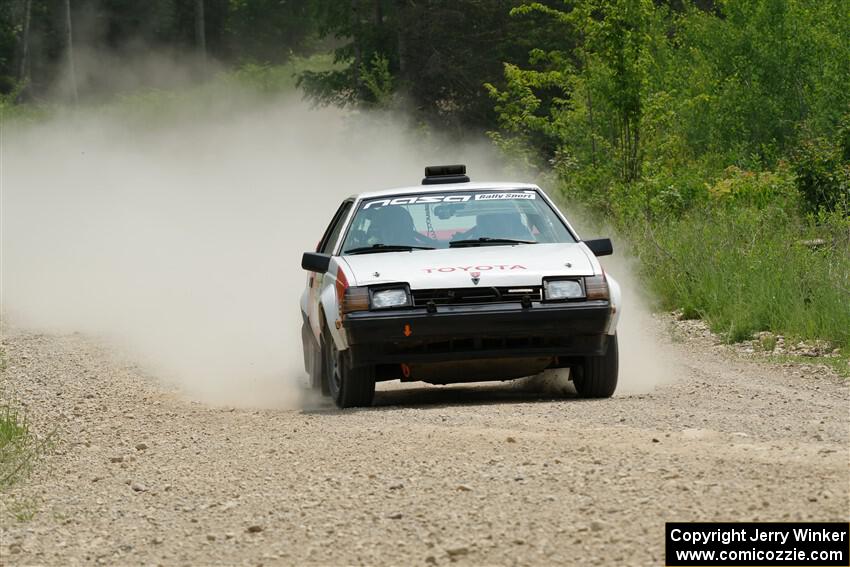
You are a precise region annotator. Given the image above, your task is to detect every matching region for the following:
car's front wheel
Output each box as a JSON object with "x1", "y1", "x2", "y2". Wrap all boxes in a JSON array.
[
  {"x1": 573, "y1": 334, "x2": 619, "y2": 398},
  {"x1": 321, "y1": 327, "x2": 375, "y2": 408}
]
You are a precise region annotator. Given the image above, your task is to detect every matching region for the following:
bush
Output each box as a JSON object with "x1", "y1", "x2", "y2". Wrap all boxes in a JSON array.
[
  {"x1": 791, "y1": 124, "x2": 850, "y2": 214},
  {"x1": 707, "y1": 165, "x2": 800, "y2": 212}
]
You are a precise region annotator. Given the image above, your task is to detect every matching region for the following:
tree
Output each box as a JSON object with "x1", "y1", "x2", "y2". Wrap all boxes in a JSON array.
[
  {"x1": 0, "y1": 0, "x2": 32, "y2": 95},
  {"x1": 300, "y1": 0, "x2": 568, "y2": 132},
  {"x1": 222, "y1": 0, "x2": 315, "y2": 63},
  {"x1": 64, "y1": 0, "x2": 77, "y2": 103},
  {"x1": 195, "y1": 0, "x2": 206, "y2": 76},
  {"x1": 17, "y1": 0, "x2": 31, "y2": 86},
  {"x1": 487, "y1": 0, "x2": 654, "y2": 181}
]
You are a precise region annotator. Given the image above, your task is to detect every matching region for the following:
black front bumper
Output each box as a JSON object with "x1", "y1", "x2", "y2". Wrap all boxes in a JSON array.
[{"x1": 343, "y1": 300, "x2": 612, "y2": 365}]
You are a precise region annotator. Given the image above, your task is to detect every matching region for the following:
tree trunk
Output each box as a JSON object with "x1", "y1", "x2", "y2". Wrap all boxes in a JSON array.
[
  {"x1": 195, "y1": 0, "x2": 207, "y2": 77},
  {"x1": 64, "y1": 0, "x2": 78, "y2": 103},
  {"x1": 351, "y1": 0, "x2": 362, "y2": 93},
  {"x1": 631, "y1": 122, "x2": 640, "y2": 181},
  {"x1": 586, "y1": 87, "x2": 596, "y2": 166},
  {"x1": 17, "y1": 0, "x2": 32, "y2": 85},
  {"x1": 395, "y1": 0, "x2": 406, "y2": 76}
]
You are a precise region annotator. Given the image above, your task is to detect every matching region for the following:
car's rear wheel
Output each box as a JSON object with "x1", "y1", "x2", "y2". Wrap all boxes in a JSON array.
[
  {"x1": 321, "y1": 327, "x2": 375, "y2": 408},
  {"x1": 573, "y1": 334, "x2": 619, "y2": 398}
]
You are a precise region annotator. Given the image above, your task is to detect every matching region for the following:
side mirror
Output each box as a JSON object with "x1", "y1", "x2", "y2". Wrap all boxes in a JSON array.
[
  {"x1": 302, "y1": 252, "x2": 331, "y2": 273},
  {"x1": 584, "y1": 238, "x2": 613, "y2": 257}
]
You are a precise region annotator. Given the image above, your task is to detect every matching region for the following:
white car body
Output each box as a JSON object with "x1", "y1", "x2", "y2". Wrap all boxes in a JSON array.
[{"x1": 300, "y1": 173, "x2": 622, "y2": 407}]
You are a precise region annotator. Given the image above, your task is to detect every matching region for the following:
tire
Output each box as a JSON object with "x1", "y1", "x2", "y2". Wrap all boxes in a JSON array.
[
  {"x1": 321, "y1": 327, "x2": 375, "y2": 408},
  {"x1": 302, "y1": 320, "x2": 327, "y2": 394},
  {"x1": 574, "y1": 334, "x2": 619, "y2": 398},
  {"x1": 314, "y1": 338, "x2": 330, "y2": 395}
]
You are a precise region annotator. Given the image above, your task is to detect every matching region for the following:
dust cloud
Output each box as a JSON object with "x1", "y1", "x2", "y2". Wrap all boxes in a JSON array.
[
  {"x1": 1, "y1": 96, "x2": 501, "y2": 407},
  {"x1": 556, "y1": 200, "x2": 679, "y2": 394},
  {"x1": 600, "y1": 253, "x2": 678, "y2": 393},
  {"x1": 1, "y1": 93, "x2": 674, "y2": 407}
]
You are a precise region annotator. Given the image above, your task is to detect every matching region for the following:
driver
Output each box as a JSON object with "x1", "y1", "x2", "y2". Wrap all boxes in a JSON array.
[{"x1": 367, "y1": 206, "x2": 432, "y2": 247}]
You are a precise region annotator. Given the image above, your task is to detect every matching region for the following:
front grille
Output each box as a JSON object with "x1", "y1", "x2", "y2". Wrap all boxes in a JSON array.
[{"x1": 412, "y1": 286, "x2": 542, "y2": 307}]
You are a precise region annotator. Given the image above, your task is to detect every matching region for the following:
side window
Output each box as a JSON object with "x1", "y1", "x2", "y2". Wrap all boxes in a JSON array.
[{"x1": 318, "y1": 201, "x2": 353, "y2": 254}]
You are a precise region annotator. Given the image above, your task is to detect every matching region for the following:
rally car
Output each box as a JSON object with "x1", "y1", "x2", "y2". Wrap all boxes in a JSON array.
[{"x1": 300, "y1": 165, "x2": 621, "y2": 407}]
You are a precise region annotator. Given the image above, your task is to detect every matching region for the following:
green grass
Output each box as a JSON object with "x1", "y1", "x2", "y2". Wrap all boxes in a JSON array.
[
  {"x1": 556, "y1": 148, "x2": 849, "y2": 362},
  {"x1": 8, "y1": 497, "x2": 38, "y2": 522},
  {"x1": 0, "y1": 349, "x2": 46, "y2": 489},
  {"x1": 635, "y1": 205, "x2": 850, "y2": 350},
  {"x1": 0, "y1": 404, "x2": 36, "y2": 489}
]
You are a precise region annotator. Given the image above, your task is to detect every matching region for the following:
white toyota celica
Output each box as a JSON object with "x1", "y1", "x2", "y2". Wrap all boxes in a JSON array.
[{"x1": 300, "y1": 165, "x2": 621, "y2": 407}]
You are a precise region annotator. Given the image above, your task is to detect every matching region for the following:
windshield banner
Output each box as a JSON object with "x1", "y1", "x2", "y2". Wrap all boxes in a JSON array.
[{"x1": 363, "y1": 192, "x2": 536, "y2": 209}]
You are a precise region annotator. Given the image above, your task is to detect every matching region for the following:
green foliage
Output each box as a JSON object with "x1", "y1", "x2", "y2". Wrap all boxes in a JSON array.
[
  {"x1": 676, "y1": 0, "x2": 849, "y2": 161},
  {"x1": 359, "y1": 53, "x2": 394, "y2": 108},
  {"x1": 635, "y1": 204, "x2": 850, "y2": 347},
  {"x1": 489, "y1": 0, "x2": 656, "y2": 181},
  {"x1": 302, "y1": 0, "x2": 573, "y2": 131},
  {"x1": 485, "y1": 0, "x2": 850, "y2": 350},
  {"x1": 791, "y1": 119, "x2": 850, "y2": 214},
  {"x1": 0, "y1": 84, "x2": 47, "y2": 123},
  {"x1": 706, "y1": 166, "x2": 800, "y2": 211},
  {"x1": 492, "y1": 0, "x2": 850, "y2": 181},
  {"x1": 0, "y1": 1, "x2": 20, "y2": 94}
]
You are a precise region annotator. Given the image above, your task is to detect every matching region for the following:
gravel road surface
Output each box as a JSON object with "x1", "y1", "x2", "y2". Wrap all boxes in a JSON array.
[{"x1": 1, "y1": 325, "x2": 847, "y2": 566}]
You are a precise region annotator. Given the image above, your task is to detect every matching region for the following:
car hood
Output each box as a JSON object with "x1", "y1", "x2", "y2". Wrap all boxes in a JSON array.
[{"x1": 340, "y1": 243, "x2": 596, "y2": 289}]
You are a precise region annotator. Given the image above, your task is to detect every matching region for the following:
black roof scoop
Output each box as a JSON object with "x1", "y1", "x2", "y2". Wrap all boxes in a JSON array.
[{"x1": 422, "y1": 164, "x2": 470, "y2": 185}]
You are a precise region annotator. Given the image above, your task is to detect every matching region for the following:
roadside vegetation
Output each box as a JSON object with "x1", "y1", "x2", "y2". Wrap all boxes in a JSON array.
[
  {"x1": 0, "y1": 348, "x2": 41, "y2": 489},
  {"x1": 483, "y1": 1, "x2": 849, "y2": 355},
  {"x1": 1, "y1": 0, "x2": 848, "y2": 359},
  {"x1": 0, "y1": 403, "x2": 38, "y2": 489}
]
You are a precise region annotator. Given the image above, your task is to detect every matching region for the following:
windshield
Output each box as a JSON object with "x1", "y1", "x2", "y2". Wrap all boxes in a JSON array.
[{"x1": 340, "y1": 189, "x2": 575, "y2": 254}]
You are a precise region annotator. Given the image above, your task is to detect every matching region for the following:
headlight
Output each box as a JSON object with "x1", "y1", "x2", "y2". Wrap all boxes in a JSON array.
[
  {"x1": 544, "y1": 279, "x2": 585, "y2": 300},
  {"x1": 370, "y1": 287, "x2": 411, "y2": 309}
]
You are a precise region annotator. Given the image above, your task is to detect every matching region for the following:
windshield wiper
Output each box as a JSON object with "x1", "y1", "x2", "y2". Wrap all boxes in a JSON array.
[
  {"x1": 344, "y1": 244, "x2": 436, "y2": 255},
  {"x1": 449, "y1": 237, "x2": 537, "y2": 248}
]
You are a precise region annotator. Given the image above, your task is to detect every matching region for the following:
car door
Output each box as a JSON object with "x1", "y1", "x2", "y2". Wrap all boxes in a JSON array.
[{"x1": 306, "y1": 200, "x2": 353, "y2": 338}]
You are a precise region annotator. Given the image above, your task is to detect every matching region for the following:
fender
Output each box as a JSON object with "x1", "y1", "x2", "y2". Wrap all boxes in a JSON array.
[
  {"x1": 317, "y1": 259, "x2": 350, "y2": 351},
  {"x1": 576, "y1": 242, "x2": 619, "y2": 335},
  {"x1": 606, "y1": 274, "x2": 622, "y2": 335}
]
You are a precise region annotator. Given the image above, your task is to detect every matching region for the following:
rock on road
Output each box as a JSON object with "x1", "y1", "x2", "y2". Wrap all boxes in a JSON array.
[{"x1": 1, "y1": 327, "x2": 848, "y2": 566}]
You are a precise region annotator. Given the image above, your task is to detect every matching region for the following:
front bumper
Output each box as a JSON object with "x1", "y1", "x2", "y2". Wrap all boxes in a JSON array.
[{"x1": 343, "y1": 300, "x2": 612, "y2": 365}]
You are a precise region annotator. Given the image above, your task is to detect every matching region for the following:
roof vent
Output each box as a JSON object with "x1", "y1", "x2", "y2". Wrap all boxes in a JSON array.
[{"x1": 422, "y1": 164, "x2": 470, "y2": 185}]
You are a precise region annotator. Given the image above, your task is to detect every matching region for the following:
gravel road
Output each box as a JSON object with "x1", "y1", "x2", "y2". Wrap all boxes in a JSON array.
[{"x1": 1, "y1": 324, "x2": 848, "y2": 566}]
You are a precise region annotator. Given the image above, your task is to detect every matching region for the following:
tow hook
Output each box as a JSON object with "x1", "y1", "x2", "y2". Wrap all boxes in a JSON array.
[{"x1": 521, "y1": 294, "x2": 532, "y2": 309}]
